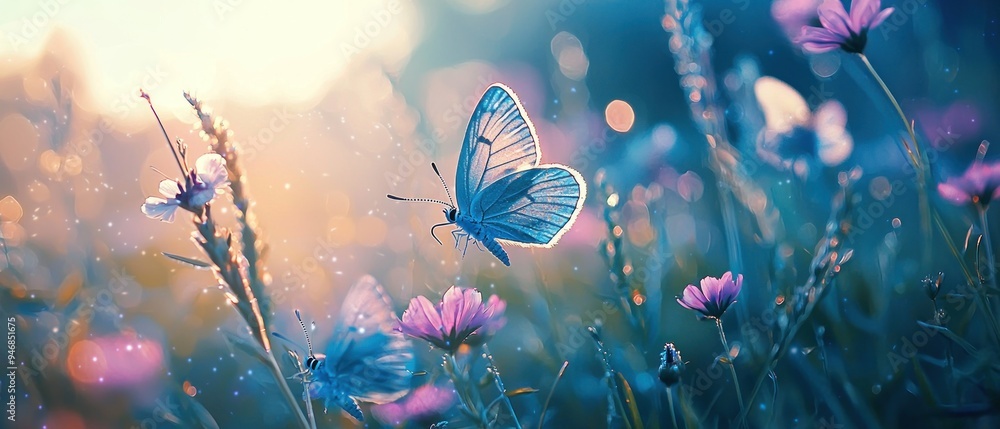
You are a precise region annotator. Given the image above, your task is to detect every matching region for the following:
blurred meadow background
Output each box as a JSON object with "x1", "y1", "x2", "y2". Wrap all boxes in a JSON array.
[{"x1": 2, "y1": 0, "x2": 1000, "y2": 427}]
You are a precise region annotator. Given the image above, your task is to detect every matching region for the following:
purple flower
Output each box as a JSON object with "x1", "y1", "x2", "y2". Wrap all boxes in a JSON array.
[
  {"x1": 795, "y1": 0, "x2": 895, "y2": 54},
  {"x1": 399, "y1": 286, "x2": 506, "y2": 353},
  {"x1": 371, "y1": 383, "x2": 456, "y2": 426},
  {"x1": 771, "y1": 0, "x2": 822, "y2": 39},
  {"x1": 141, "y1": 153, "x2": 229, "y2": 222},
  {"x1": 677, "y1": 272, "x2": 742, "y2": 320},
  {"x1": 937, "y1": 161, "x2": 1000, "y2": 207}
]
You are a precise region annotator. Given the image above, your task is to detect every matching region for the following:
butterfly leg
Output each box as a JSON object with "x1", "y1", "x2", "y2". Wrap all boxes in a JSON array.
[
  {"x1": 462, "y1": 236, "x2": 473, "y2": 256},
  {"x1": 451, "y1": 228, "x2": 467, "y2": 249}
]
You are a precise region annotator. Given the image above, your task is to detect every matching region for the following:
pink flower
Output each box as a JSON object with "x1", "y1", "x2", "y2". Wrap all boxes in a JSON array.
[
  {"x1": 677, "y1": 272, "x2": 742, "y2": 319},
  {"x1": 141, "y1": 153, "x2": 229, "y2": 222},
  {"x1": 795, "y1": 0, "x2": 895, "y2": 54},
  {"x1": 937, "y1": 161, "x2": 1000, "y2": 207},
  {"x1": 772, "y1": 0, "x2": 823, "y2": 39},
  {"x1": 399, "y1": 286, "x2": 506, "y2": 353},
  {"x1": 371, "y1": 383, "x2": 456, "y2": 426}
]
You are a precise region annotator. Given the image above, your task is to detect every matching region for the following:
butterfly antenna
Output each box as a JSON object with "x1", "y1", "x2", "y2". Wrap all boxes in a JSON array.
[
  {"x1": 294, "y1": 309, "x2": 315, "y2": 358},
  {"x1": 431, "y1": 163, "x2": 456, "y2": 208},
  {"x1": 386, "y1": 194, "x2": 452, "y2": 207}
]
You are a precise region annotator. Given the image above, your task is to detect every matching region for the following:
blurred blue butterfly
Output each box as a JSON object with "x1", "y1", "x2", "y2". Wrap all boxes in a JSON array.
[
  {"x1": 274, "y1": 276, "x2": 414, "y2": 422},
  {"x1": 389, "y1": 83, "x2": 587, "y2": 266}
]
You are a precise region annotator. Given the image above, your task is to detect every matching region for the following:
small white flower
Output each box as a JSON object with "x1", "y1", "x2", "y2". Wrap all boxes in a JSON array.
[{"x1": 141, "y1": 153, "x2": 229, "y2": 222}]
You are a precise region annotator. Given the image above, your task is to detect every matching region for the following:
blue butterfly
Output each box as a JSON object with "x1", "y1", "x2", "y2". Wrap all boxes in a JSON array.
[
  {"x1": 274, "y1": 276, "x2": 414, "y2": 422},
  {"x1": 389, "y1": 83, "x2": 587, "y2": 266}
]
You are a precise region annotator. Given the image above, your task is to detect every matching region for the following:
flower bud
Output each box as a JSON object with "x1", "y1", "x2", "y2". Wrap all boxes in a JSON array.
[
  {"x1": 658, "y1": 343, "x2": 684, "y2": 387},
  {"x1": 923, "y1": 272, "x2": 943, "y2": 300}
]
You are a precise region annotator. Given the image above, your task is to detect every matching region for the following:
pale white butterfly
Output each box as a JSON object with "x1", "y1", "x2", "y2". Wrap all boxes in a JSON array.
[
  {"x1": 754, "y1": 76, "x2": 853, "y2": 177},
  {"x1": 274, "y1": 276, "x2": 413, "y2": 422},
  {"x1": 388, "y1": 83, "x2": 587, "y2": 266}
]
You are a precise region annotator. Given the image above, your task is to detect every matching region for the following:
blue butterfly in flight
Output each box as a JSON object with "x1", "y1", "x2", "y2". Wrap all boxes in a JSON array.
[
  {"x1": 273, "y1": 276, "x2": 414, "y2": 422},
  {"x1": 388, "y1": 83, "x2": 587, "y2": 266}
]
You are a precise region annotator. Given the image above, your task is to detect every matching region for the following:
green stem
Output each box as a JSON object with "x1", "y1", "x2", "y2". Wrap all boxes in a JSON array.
[
  {"x1": 858, "y1": 53, "x2": 932, "y2": 265},
  {"x1": 933, "y1": 211, "x2": 1000, "y2": 348},
  {"x1": 980, "y1": 206, "x2": 998, "y2": 293},
  {"x1": 666, "y1": 387, "x2": 678, "y2": 429},
  {"x1": 263, "y1": 352, "x2": 312, "y2": 429},
  {"x1": 445, "y1": 353, "x2": 489, "y2": 428},
  {"x1": 716, "y1": 319, "x2": 748, "y2": 429},
  {"x1": 483, "y1": 344, "x2": 521, "y2": 429}
]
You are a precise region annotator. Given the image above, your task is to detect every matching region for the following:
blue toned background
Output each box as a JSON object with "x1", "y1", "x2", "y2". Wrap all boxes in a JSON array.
[{"x1": 1, "y1": 0, "x2": 1000, "y2": 427}]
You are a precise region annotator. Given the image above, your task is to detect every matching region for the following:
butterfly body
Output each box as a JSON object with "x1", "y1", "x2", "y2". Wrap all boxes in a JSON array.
[
  {"x1": 452, "y1": 212, "x2": 509, "y2": 266},
  {"x1": 389, "y1": 83, "x2": 586, "y2": 266}
]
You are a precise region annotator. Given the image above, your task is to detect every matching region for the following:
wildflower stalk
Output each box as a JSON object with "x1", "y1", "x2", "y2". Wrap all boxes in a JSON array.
[
  {"x1": 194, "y1": 207, "x2": 310, "y2": 429},
  {"x1": 538, "y1": 361, "x2": 568, "y2": 429},
  {"x1": 588, "y1": 327, "x2": 631, "y2": 429},
  {"x1": 444, "y1": 353, "x2": 489, "y2": 428},
  {"x1": 186, "y1": 93, "x2": 273, "y2": 325},
  {"x1": 738, "y1": 176, "x2": 856, "y2": 426},
  {"x1": 715, "y1": 319, "x2": 747, "y2": 429},
  {"x1": 142, "y1": 94, "x2": 309, "y2": 429},
  {"x1": 857, "y1": 54, "x2": 932, "y2": 264},
  {"x1": 979, "y1": 207, "x2": 998, "y2": 293},
  {"x1": 665, "y1": 386, "x2": 678, "y2": 429},
  {"x1": 933, "y1": 211, "x2": 1000, "y2": 347},
  {"x1": 482, "y1": 344, "x2": 521, "y2": 429}
]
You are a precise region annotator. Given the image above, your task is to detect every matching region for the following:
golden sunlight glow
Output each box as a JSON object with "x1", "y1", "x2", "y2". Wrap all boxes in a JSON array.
[{"x1": 0, "y1": 0, "x2": 421, "y2": 116}]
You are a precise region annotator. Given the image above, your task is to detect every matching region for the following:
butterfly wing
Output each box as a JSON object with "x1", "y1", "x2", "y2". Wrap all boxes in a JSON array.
[
  {"x1": 469, "y1": 165, "x2": 586, "y2": 247},
  {"x1": 456, "y1": 84, "x2": 540, "y2": 211},
  {"x1": 319, "y1": 275, "x2": 414, "y2": 411},
  {"x1": 754, "y1": 76, "x2": 809, "y2": 135},
  {"x1": 812, "y1": 100, "x2": 853, "y2": 166}
]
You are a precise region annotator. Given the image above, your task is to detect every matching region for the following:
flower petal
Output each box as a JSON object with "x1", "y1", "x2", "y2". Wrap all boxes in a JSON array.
[
  {"x1": 441, "y1": 286, "x2": 486, "y2": 340},
  {"x1": 796, "y1": 27, "x2": 846, "y2": 53},
  {"x1": 721, "y1": 273, "x2": 743, "y2": 306},
  {"x1": 797, "y1": 26, "x2": 846, "y2": 43},
  {"x1": 158, "y1": 179, "x2": 182, "y2": 198},
  {"x1": 868, "y1": 7, "x2": 894, "y2": 29},
  {"x1": 849, "y1": 0, "x2": 879, "y2": 31},
  {"x1": 141, "y1": 197, "x2": 180, "y2": 222},
  {"x1": 700, "y1": 275, "x2": 723, "y2": 304},
  {"x1": 677, "y1": 285, "x2": 709, "y2": 313},
  {"x1": 400, "y1": 296, "x2": 444, "y2": 342},
  {"x1": 817, "y1": 0, "x2": 853, "y2": 37},
  {"x1": 801, "y1": 41, "x2": 843, "y2": 53},
  {"x1": 937, "y1": 182, "x2": 972, "y2": 205},
  {"x1": 195, "y1": 153, "x2": 230, "y2": 190}
]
